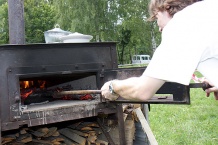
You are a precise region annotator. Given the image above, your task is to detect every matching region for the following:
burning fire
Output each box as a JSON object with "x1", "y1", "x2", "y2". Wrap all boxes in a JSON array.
[
  {"x1": 20, "y1": 80, "x2": 46, "y2": 89},
  {"x1": 20, "y1": 80, "x2": 94, "y2": 104}
]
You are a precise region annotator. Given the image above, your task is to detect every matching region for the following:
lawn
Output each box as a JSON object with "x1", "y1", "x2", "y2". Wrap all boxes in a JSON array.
[{"x1": 149, "y1": 85, "x2": 218, "y2": 145}]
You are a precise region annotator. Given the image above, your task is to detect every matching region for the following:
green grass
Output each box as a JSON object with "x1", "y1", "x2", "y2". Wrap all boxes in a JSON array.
[
  {"x1": 149, "y1": 85, "x2": 218, "y2": 145},
  {"x1": 118, "y1": 66, "x2": 218, "y2": 144}
]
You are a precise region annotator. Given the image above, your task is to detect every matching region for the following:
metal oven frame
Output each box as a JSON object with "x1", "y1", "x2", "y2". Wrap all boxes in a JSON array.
[{"x1": 0, "y1": 43, "x2": 190, "y2": 145}]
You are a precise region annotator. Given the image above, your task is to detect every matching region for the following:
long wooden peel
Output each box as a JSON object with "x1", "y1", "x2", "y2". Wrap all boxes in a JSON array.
[{"x1": 54, "y1": 90, "x2": 102, "y2": 97}]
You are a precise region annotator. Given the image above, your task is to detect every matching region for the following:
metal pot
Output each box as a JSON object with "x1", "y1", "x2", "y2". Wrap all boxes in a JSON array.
[{"x1": 44, "y1": 24, "x2": 72, "y2": 43}]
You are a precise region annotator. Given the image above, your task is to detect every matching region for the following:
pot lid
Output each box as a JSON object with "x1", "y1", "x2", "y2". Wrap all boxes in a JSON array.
[{"x1": 45, "y1": 24, "x2": 71, "y2": 33}]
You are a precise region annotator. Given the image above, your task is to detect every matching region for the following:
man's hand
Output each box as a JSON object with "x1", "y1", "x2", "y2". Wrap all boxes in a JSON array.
[
  {"x1": 101, "y1": 81, "x2": 119, "y2": 101},
  {"x1": 203, "y1": 79, "x2": 218, "y2": 100}
]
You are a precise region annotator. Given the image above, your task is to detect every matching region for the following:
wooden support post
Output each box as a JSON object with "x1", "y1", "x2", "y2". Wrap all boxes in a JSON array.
[
  {"x1": 134, "y1": 107, "x2": 158, "y2": 145},
  {"x1": 116, "y1": 104, "x2": 126, "y2": 145}
]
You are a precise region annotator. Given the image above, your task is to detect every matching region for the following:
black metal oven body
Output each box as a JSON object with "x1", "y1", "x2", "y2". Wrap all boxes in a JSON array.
[{"x1": 0, "y1": 42, "x2": 190, "y2": 133}]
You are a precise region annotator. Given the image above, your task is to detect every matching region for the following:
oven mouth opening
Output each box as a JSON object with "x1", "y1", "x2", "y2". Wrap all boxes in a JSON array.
[{"x1": 19, "y1": 73, "x2": 100, "y2": 111}]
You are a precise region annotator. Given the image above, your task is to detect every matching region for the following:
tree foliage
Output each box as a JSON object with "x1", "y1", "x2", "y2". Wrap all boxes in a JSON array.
[
  {"x1": 53, "y1": 0, "x2": 160, "y2": 64},
  {"x1": 0, "y1": 0, "x2": 161, "y2": 64},
  {"x1": 24, "y1": 0, "x2": 56, "y2": 43},
  {"x1": 0, "y1": 0, "x2": 56, "y2": 44},
  {"x1": 0, "y1": 2, "x2": 9, "y2": 44}
]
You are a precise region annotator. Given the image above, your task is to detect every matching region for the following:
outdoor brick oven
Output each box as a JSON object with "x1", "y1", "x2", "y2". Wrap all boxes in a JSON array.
[{"x1": 0, "y1": 42, "x2": 190, "y2": 144}]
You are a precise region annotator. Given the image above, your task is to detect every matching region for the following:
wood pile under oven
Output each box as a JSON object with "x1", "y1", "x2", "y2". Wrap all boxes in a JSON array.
[
  {"x1": 2, "y1": 104, "x2": 138, "y2": 145},
  {"x1": 2, "y1": 121, "x2": 106, "y2": 145},
  {"x1": 2, "y1": 121, "x2": 108, "y2": 145}
]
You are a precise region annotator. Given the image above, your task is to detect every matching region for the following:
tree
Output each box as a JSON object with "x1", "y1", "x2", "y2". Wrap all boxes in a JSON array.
[
  {"x1": 52, "y1": 0, "x2": 160, "y2": 64},
  {"x1": 53, "y1": 0, "x2": 119, "y2": 42},
  {"x1": 24, "y1": 0, "x2": 56, "y2": 43},
  {"x1": 114, "y1": 0, "x2": 157, "y2": 64},
  {"x1": 0, "y1": 0, "x2": 6, "y2": 5},
  {"x1": 0, "y1": 0, "x2": 57, "y2": 44},
  {"x1": 118, "y1": 27, "x2": 131, "y2": 64},
  {"x1": 0, "y1": 1, "x2": 9, "y2": 44}
]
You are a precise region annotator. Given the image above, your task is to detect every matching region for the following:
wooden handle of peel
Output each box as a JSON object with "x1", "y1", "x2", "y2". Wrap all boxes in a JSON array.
[{"x1": 54, "y1": 90, "x2": 102, "y2": 96}]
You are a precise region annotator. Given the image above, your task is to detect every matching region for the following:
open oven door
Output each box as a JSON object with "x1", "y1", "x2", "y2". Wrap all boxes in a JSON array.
[{"x1": 102, "y1": 67, "x2": 190, "y2": 104}]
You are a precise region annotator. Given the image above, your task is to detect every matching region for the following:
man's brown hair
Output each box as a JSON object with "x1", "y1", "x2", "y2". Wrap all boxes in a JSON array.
[{"x1": 148, "y1": 0, "x2": 202, "y2": 21}]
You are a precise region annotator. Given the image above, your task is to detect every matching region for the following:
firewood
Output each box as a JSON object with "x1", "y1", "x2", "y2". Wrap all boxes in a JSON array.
[
  {"x1": 37, "y1": 127, "x2": 49, "y2": 134},
  {"x1": 30, "y1": 139, "x2": 53, "y2": 145},
  {"x1": 67, "y1": 121, "x2": 82, "y2": 130},
  {"x1": 67, "y1": 129, "x2": 89, "y2": 137},
  {"x1": 44, "y1": 127, "x2": 57, "y2": 137},
  {"x1": 59, "y1": 128, "x2": 86, "y2": 145},
  {"x1": 80, "y1": 126, "x2": 93, "y2": 131},
  {"x1": 81, "y1": 122, "x2": 99, "y2": 128},
  {"x1": 123, "y1": 113, "x2": 128, "y2": 122},
  {"x1": 17, "y1": 133, "x2": 32, "y2": 143},
  {"x1": 3, "y1": 141, "x2": 25, "y2": 145},
  {"x1": 95, "y1": 139, "x2": 109, "y2": 145},
  {"x1": 107, "y1": 119, "x2": 117, "y2": 128},
  {"x1": 30, "y1": 130, "x2": 47, "y2": 137},
  {"x1": 20, "y1": 129, "x2": 27, "y2": 135},
  {"x1": 52, "y1": 141, "x2": 62, "y2": 145},
  {"x1": 15, "y1": 133, "x2": 20, "y2": 137},
  {"x1": 2, "y1": 134, "x2": 17, "y2": 141},
  {"x1": 52, "y1": 131, "x2": 60, "y2": 137},
  {"x1": 125, "y1": 108, "x2": 134, "y2": 114},
  {"x1": 43, "y1": 136, "x2": 64, "y2": 143},
  {"x1": 92, "y1": 128, "x2": 102, "y2": 135},
  {"x1": 2, "y1": 139, "x2": 14, "y2": 145},
  {"x1": 20, "y1": 136, "x2": 32, "y2": 143},
  {"x1": 131, "y1": 111, "x2": 139, "y2": 122},
  {"x1": 26, "y1": 142, "x2": 50, "y2": 145},
  {"x1": 87, "y1": 130, "x2": 96, "y2": 136},
  {"x1": 59, "y1": 135, "x2": 79, "y2": 145},
  {"x1": 122, "y1": 104, "x2": 129, "y2": 112},
  {"x1": 87, "y1": 134, "x2": 97, "y2": 143}
]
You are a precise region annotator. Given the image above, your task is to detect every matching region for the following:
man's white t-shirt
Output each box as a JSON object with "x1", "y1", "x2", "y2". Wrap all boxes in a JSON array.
[{"x1": 144, "y1": 0, "x2": 218, "y2": 88}]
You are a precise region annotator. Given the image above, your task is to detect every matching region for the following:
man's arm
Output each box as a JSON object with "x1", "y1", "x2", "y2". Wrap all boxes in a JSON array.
[{"x1": 101, "y1": 75, "x2": 165, "y2": 101}]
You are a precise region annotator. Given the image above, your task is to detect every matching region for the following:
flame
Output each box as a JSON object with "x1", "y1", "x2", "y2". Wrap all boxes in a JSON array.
[
  {"x1": 38, "y1": 80, "x2": 46, "y2": 89},
  {"x1": 24, "y1": 81, "x2": 31, "y2": 88},
  {"x1": 20, "y1": 80, "x2": 47, "y2": 101},
  {"x1": 21, "y1": 89, "x2": 33, "y2": 99},
  {"x1": 20, "y1": 80, "x2": 46, "y2": 89},
  {"x1": 20, "y1": 81, "x2": 32, "y2": 89}
]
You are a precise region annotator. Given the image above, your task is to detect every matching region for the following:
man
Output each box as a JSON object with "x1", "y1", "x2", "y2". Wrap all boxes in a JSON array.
[{"x1": 101, "y1": 0, "x2": 218, "y2": 101}]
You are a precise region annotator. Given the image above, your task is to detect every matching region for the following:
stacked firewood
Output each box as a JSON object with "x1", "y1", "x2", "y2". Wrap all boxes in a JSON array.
[
  {"x1": 58, "y1": 121, "x2": 108, "y2": 145},
  {"x1": 1, "y1": 121, "x2": 108, "y2": 145},
  {"x1": 2, "y1": 127, "x2": 64, "y2": 145},
  {"x1": 2, "y1": 104, "x2": 138, "y2": 145}
]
